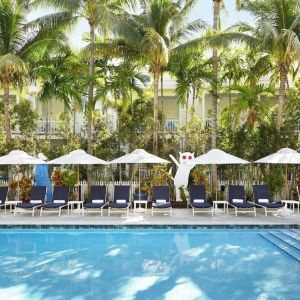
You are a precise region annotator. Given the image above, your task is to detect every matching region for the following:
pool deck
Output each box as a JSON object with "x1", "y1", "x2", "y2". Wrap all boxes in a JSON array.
[{"x1": 0, "y1": 207, "x2": 299, "y2": 226}]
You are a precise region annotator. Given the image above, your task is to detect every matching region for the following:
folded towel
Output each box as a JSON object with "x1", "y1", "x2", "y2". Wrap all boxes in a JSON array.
[
  {"x1": 92, "y1": 199, "x2": 104, "y2": 204},
  {"x1": 53, "y1": 200, "x2": 66, "y2": 204},
  {"x1": 232, "y1": 199, "x2": 244, "y2": 203},
  {"x1": 194, "y1": 199, "x2": 205, "y2": 203},
  {"x1": 156, "y1": 199, "x2": 167, "y2": 204},
  {"x1": 30, "y1": 200, "x2": 42, "y2": 204},
  {"x1": 116, "y1": 199, "x2": 127, "y2": 204},
  {"x1": 258, "y1": 199, "x2": 269, "y2": 203}
]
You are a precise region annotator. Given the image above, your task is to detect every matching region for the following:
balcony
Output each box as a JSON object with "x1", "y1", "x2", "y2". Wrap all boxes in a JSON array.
[
  {"x1": 160, "y1": 119, "x2": 180, "y2": 132},
  {"x1": 12, "y1": 120, "x2": 82, "y2": 136}
]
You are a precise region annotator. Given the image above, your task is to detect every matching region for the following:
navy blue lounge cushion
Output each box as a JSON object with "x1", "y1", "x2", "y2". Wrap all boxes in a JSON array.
[
  {"x1": 17, "y1": 202, "x2": 42, "y2": 209},
  {"x1": 191, "y1": 202, "x2": 212, "y2": 208},
  {"x1": 84, "y1": 202, "x2": 106, "y2": 209},
  {"x1": 256, "y1": 202, "x2": 284, "y2": 208},
  {"x1": 109, "y1": 202, "x2": 129, "y2": 209},
  {"x1": 229, "y1": 201, "x2": 255, "y2": 208},
  {"x1": 42, "y1": 202, "x2": 66, "y2": 209},
  {"x1": 152, "y1": 202, "x2": 172, "y2": 208}
]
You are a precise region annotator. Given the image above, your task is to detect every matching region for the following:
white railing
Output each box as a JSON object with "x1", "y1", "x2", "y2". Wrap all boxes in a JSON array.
[{"x1": 11, "y1": 120, "x2": 82, "y2": 135}]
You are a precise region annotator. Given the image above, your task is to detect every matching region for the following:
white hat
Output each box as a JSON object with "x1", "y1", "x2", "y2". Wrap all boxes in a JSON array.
[{"x1": 37, "y1": 153, "x2": 48, "y2": 161}]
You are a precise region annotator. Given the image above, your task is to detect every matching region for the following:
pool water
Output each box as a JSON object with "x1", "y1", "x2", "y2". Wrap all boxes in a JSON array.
[{"x1": 0, "y1": 229, "x2": 299, "y2": 300}]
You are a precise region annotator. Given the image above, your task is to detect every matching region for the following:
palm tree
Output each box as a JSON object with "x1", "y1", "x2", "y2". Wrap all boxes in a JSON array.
[
  {"x1": 33, "y1": 51, "x2": 84, "y2": 138},
  {"x1": 227, "y1": 83, "x2": 274, "y2": 128},
  {"x1": 239, "y1": 0, "x2": 300, "y2": 132},
  {"x1": 0, "y1": 0, "x2": 68, "y2": 143},
  {"x1": 98, "y1": 0, "x2": 204, "y2": 154},
  {"x1": 36, "y1": 0, "x2": 132, "y2": 155}
]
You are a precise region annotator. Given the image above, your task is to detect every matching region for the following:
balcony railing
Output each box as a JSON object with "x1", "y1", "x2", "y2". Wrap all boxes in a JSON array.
[
  {"x1": 12, "y1": 120, "x2": 82, "y2": 136},
  {"x1": 160, "y1": 119, "x2": 180, "y2": 132}
]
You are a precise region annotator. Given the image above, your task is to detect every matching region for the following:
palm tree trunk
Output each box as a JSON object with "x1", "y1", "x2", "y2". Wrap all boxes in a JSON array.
[
  {"x1": 153, "y1": 71, "x2": 159, "y2": 155},
  {"x1": 161, "y1": 73, "x2": 165, "y2": 156},
  {"x1": 3, "y1": 81, "x2": 11, "y2": 143},
  {"x1": 211, "y1": 0, "x2": 221, "y2": 195},
  {"x1": 87, "y1": 21, "x2": 95, "y2": 190},
  {"x1": 276, "y1": 68, "x2": 287, "y2": 132}
]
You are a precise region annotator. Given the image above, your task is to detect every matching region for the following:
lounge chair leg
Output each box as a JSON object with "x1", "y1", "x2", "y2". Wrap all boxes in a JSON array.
[
  {"x1": 235, "y1": 208, "x2": 237, "y2": 217},
  {"x1": 40, "y1": 208, "x2": 43, "y2": 217},
  {"x1": 14, "y1": 207, "x2": 17, "y2": 216},
  {"x1": 101, "y1": 208, "x2": 103, "y2": 217},
  {"x1": 264, "y1": 207, "x2": 267, "y2": 216},
  {"x1": 32, "y1": 208, "x2": 35, "y2": 217},
  {"x1": 59, "y1": 208, "x2": 61, "y2": 217},
  {"x1": 108, "y1": 207, "x2": 110, "y2": 216}
]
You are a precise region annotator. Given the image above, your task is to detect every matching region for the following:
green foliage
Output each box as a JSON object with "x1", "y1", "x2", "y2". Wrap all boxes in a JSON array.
[
  {"x1": 181, "y1": 112, "x2": 209, "y2": 153},
  {"x1": 62, "y1": 169, "x2": 78, "y2": 187},
  {"x1": 191, "y1": 169, "x2": 209, "y2": 190},
  {"x1": 11, "y1": 100, "x2": 38, "y2": 135},
  {"x1": 263, "y1": 166, "x2": 285, "y2": 199}
]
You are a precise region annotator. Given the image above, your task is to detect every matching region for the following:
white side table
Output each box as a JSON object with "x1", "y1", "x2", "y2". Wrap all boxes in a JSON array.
[
  {"x1": 68, "y1": 201, "x2": 84, "y2": 215},
  {"x1": 212, "y1": 201, "x2": 229, "y2": 215},
  {"x1": 281, "y1": 200, "x2": 300, "y2": 214},
  {"x1": 4, "y1": 201, "x2": 22, "y2": 214},
  {"x1": 133, "y1": 200, "x2": 148, "y2": 213}
]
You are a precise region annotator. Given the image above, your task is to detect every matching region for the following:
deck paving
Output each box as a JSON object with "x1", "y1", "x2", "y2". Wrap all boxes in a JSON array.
[{"x1": 0, "y1": 207, "x2": 299, "y2": 226}]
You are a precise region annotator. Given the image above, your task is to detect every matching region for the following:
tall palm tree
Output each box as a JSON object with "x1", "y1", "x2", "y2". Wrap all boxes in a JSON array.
[
  {"x1": 0, "y1": 0, "x2": 68, "y2": 143},
  {"x1": 97, "y1": 0, "x2": 203, "y2": 154},
  {"x1": 36, "y1": 0, "x2": 132, "y2": 155},
  {"x1": 33, "y1": 51, "x2": 84, "y2": 138},
  {"x1": 239, "y1": 0, "x2": 300, "y2": 132},
  {"x1": 210, "y1": 0, "x2": 241, "y2": 189}
]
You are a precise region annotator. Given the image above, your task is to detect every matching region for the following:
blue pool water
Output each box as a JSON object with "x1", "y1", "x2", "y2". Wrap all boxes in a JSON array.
[{"x1": 0, "y1": 229, "x2": 300, "y2": 300}]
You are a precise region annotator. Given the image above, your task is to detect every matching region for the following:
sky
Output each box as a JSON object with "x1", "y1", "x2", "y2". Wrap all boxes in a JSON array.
[{"x1": 29, "y1": 0, "x2": 254, "y2": 49}]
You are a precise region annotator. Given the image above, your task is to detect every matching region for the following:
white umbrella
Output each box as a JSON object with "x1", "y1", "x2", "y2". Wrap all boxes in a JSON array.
[
  {"x1": 194, "y1": 149, "x2": 249, "y2": 199},
  {"x1": 254, "y1": 148, "x2": 300, "y2": 198},
  {"x1": 110, "y1": 149, "x2": 169, "y2": 164},
  {"x1": 194, "y1": 149, "x2": 249, "y2": 165},
  {"x1": 0, "y1": 150, "x2": 47, "y2": 165},
  {"x1": 47, "y1": 149, "x2": 107, "y2": 165},
  {"x1": 0, "y1": 150, "x2": 47, "y2": 200},
  {"x1": 110, "y1": 149, "x2": 169, "y2": 200},
  {"x1": 48, "y1": 150, "x2": 107, "y2": 199}
]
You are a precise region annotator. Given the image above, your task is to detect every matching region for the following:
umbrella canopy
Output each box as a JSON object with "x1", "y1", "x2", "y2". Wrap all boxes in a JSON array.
[
  {"x1": 47, "y1": 150, "x2": 107, "y2": 165},
  {"x1": 254, "y1": 148, "x2": 300, "y2": 164},
  {"x1": 110, "y1": 149, "x2": 169, "y2": 164},
  {"x1": 194, "y1": 149, "x2": 249, "y2": 165},
  {"x1": 0, "y1": 150, "x2": 47, "y2": 165}
]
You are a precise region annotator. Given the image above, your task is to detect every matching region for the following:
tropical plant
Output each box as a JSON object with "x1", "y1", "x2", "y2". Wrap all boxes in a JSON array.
[
  {"x1": 97, "y1": 0, "x2": 205, "y2": 154},
  {"x1": 0, "y1": 0, "x2": 68, "y2": 142}
]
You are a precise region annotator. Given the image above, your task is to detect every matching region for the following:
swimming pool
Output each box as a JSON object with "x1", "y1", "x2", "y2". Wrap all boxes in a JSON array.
[{"x1": 0, "y1": 228, "x2": 300, "y2": 300}]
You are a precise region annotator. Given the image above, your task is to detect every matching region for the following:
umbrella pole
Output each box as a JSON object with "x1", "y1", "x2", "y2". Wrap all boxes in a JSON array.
[
  {"x1": 285, "y1": 164, "x2": 288, "y2": 199},
  {"x1": 139, "y1": 164, "x2": 141, "y2": 201},
  {"x1": 77, "y1": 165, "x2": 80, "y2": 201}
]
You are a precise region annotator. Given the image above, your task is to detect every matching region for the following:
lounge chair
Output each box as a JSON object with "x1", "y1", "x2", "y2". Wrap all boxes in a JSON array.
[
  {"x1": 40, "y1": 186, "x2": 69, "y2": 217},
  {"x1": 83, "y1": 185, "x2": 108, "y2": 216},
  {"x1": 15, "y1": 186, "x2": 47, "y2": 217},
  {"x1": 151, "y1": 185, "x2": 172, "y2": 216},
  {"x1": 228, "y1": 185, "x2": 256, "y2": 217},
  {"x1": 189, "y1": 184, "x2": 213, "y2": 216},
  {"x1": 0, "y1": 186, "x2": 9, "y2": 214},
  {"x1": 252, "y1": 184, "x2": 284, "y2": 216},
  {"x1": 108, "y1": 185, "x2": 130, "y2": 217}
]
